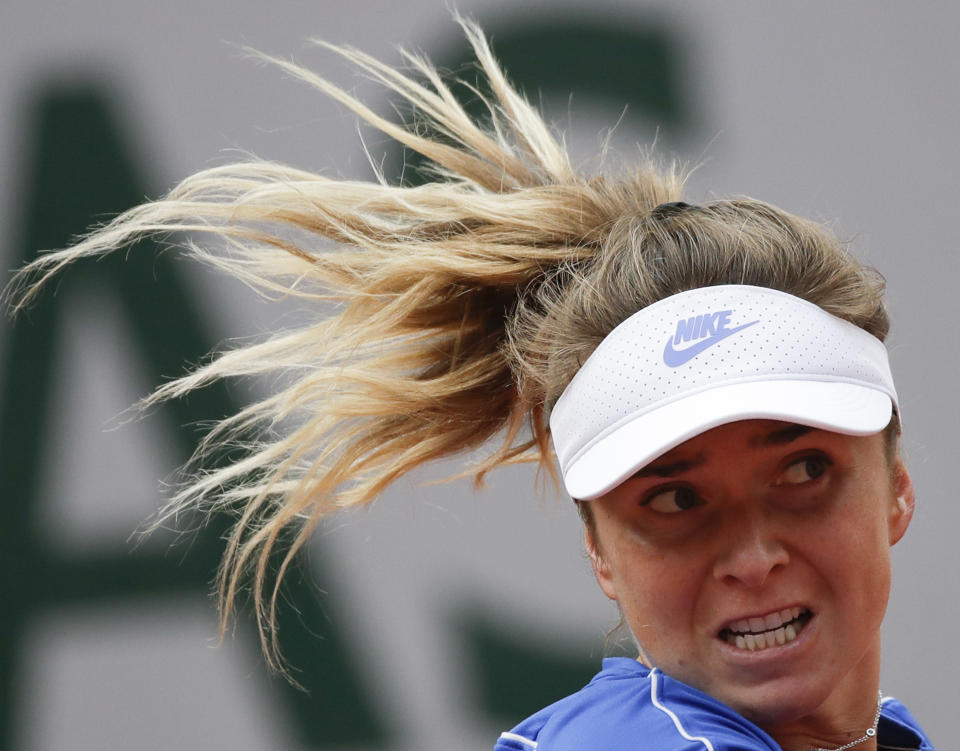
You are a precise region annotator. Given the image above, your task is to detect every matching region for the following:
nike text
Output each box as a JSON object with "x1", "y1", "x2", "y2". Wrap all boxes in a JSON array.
[
  {"x1": 662, "y1": 309, "x2": 758, "y2": 367},
  {"x1": 673, "y1": 310, "x2": 733, "y2": 345}
]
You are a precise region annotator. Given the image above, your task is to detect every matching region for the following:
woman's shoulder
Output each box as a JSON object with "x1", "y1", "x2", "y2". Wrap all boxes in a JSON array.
[{"x1": 493, "y1": 658, "x2": 780, "y2": 751}]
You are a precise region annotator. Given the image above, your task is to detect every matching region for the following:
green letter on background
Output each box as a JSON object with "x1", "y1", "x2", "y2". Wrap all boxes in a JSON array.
[{"x1": 0, "y1": 86, "x2": 383, "y2": 751}]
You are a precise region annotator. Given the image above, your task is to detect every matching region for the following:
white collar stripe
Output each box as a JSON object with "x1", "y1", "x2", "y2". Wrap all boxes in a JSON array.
[
  {"x1": 649, "y1": 669, "x2": 717, "y2": 751},
  {"x1": 498, "y1": 731, "x2": 538, "y2": 748}
]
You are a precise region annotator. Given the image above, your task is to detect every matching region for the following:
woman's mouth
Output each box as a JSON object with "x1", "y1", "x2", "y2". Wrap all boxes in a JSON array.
[{"x1": 719, "y1": 607, "x2": 813, "y2": 652}]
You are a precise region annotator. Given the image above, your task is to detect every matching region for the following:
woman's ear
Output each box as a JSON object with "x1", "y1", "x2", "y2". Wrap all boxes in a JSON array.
[
  {"x1": 889, "y1": 458, "x2": 915, "y2": 546},
  {"x1": 585, "y1": 525, "x2": 618, "y2": 602}
]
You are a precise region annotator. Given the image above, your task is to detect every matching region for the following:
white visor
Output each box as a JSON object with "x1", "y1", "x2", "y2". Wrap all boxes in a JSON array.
[{"x1": 549, "y1": 285, "x2": 897, "y2": 500}]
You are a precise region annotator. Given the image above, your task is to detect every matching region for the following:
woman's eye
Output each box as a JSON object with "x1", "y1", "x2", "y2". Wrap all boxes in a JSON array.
[
  {"x1": 778, "y1": 455, "x2": 830, "y2": 485},
  {"x1": 642, "y1": 487, "x2": 700, "y2": 514}
]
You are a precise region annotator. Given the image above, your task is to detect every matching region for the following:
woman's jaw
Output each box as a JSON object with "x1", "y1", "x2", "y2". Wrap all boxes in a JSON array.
[{"x1": 640, "y1": 603, "x2": 885, "y2": 745}]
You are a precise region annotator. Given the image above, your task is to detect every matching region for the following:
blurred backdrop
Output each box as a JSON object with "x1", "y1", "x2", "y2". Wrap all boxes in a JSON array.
[{"x1": 1, "y1": 2, "x2": 957, "y2": 750}]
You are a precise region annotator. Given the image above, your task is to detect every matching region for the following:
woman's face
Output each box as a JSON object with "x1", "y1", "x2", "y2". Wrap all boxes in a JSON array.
[{"x1": 585, "y1": 419, "x2": 913, "y2": 731}]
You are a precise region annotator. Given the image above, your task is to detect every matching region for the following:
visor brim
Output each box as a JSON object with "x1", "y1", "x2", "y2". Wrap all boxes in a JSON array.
[{"x1": 564, "y1": 379, "x2": 893, "y2": 500}]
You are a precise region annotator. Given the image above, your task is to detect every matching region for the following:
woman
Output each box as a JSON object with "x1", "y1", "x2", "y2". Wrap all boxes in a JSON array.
[
  {"x1": 10, "y1": 18, "x2": 934, "y2": 751},
  {"x1": 498, "y1": 283, "x2": 924, "y2": 751}
]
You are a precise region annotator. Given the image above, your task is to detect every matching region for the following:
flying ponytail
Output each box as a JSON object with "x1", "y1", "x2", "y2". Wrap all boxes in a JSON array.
[
  {"x1": 8, "y1": 17, "x2": 684, "y2": 668},
  {"x1": 11, "y1": 17, "x2": 881, "y2": 673}
]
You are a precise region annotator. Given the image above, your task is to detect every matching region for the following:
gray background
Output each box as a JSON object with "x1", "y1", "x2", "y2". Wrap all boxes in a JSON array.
[{"x1": 2, "y1": 1, "x2": 956, "y2": 749}]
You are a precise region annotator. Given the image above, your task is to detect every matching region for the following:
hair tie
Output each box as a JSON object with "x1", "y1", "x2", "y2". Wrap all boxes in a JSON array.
[{"x1": 650, "y1": 201, "x2": 695, "y2": 218}]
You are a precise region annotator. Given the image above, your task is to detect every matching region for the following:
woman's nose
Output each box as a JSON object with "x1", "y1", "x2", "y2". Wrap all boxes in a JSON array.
[{"x1": 712, "y1": 513, "x2": 790, "y2": 588}]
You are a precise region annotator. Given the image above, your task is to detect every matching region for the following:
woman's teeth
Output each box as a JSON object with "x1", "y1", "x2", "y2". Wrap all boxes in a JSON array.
[{"x1": 722, "y1": 607, "x2": 811, "y2": 652}]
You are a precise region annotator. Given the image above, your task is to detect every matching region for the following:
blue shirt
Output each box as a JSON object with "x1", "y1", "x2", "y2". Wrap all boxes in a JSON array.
[{"x1": 494, "y1": 658, "x2": 935, "y2": 751}]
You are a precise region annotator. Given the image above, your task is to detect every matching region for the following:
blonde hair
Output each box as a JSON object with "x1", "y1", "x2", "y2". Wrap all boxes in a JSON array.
[{"x1": 8, "y1": 18, "x2": 887, "y2": 670}]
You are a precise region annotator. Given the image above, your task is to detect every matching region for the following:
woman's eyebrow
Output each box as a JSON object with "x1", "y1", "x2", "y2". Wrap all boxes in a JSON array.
[
  {"x1": 632, "y1": 426, "x2": 815, "y2": 480},
  {"x1": 633, "y1": 455, "x2": 705, "y2": 478},
  {"x1": 751, "y1": 424, "x2": 814, "y2": 447}
]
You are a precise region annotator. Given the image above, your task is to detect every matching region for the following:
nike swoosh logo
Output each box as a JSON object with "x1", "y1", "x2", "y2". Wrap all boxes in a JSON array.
[{"x1": 662, "y1": 320, "x2": 759, "y2": 367}]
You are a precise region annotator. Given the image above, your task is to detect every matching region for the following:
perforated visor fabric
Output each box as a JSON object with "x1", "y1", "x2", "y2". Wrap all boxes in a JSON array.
[{"x1": 549, "y1": 285, "x2": 897, "y2": 500}]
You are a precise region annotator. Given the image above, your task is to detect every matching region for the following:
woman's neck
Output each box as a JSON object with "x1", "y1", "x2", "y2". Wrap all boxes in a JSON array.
[{"x1": 765, "y1": 640, "x2": 882, "y2": 751}]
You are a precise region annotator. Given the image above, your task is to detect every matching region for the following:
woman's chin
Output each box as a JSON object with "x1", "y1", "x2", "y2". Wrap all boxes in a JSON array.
[{"x1": 702, "y1": 672, "x2": 834, "y2": 731}]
